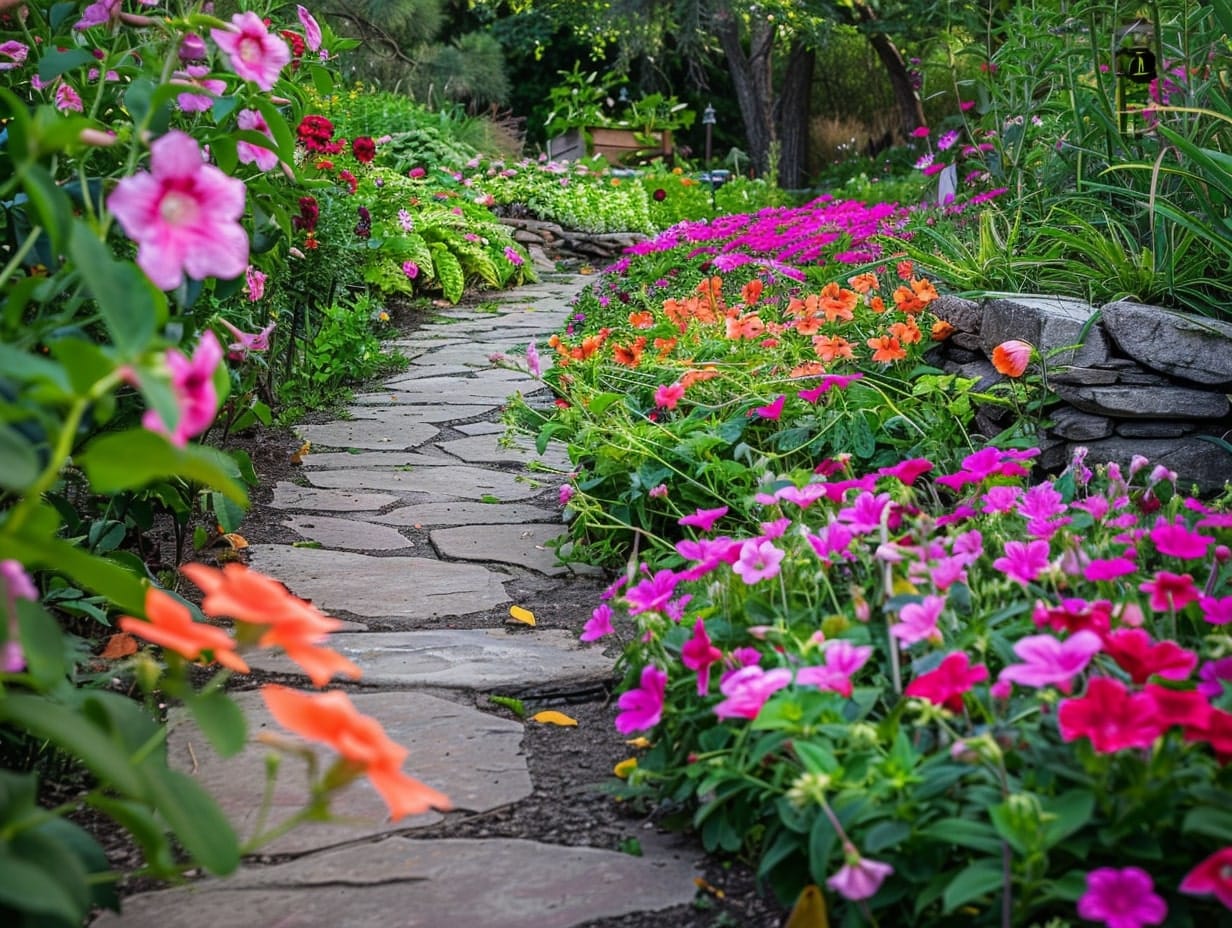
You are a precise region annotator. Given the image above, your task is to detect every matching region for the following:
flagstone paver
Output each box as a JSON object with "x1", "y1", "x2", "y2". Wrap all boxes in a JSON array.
[
  {"x1": 268, "y1": 482, "x2": 399, "y2": 512},
  {"x1": 454, "y1": 421, "x2": 507, "y2": 436},
  {"x1": 297, "y1": 450, "x2": 454, "y2": 469},
  {"x1": 431, "y1": 523, "x2": 569, "y2": 576},
  {"x1": 282, "y1": 515, "x2": 413, "y2": 551},
  {"x1": 304, "y1": 464, "x2": 544, "y2": 501},
  {"x1": 436, "y1": 434, "x2": 570, "y2": 469},
  {"x1": 373, "y1": 501, "x2": 559, "y2": 527},
  {"x1": 294, "y1": 418, "x2": 439, "y2": 451}
]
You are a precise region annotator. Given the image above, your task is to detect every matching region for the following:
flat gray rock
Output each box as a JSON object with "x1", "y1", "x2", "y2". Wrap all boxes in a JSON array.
[
  {"x1": 283, "y1": 515, "x2": 412, "y2": 551},
  {"x1": 299, "y1": 450, "x2": 453, "y2": 469},
  {"x1": 159, "y1": 691, "x2": 528, "y2": 855},
  {"x1": 248, "y1": 629, "x2": 613, "y2": 689},
  {"x1": 246, "y1": 546, "x2": 510, "y2": 619},
  {"x1": 305, "y1": 465, "x2": 544, "y2": 501},
  {"x1": 374, "y1": 501, "x2": 560, "y2": 527},
  {"x1": 93, "y1": 837, "x2": 699, "y2": 928},
  {"x1": 432, "y1": 523, "x2": 568, "y2": 576},
  {"x1": 295, "y1": 419, "x2": 439, "y2": 451},
  {"x1": 436, "y1": 434, "x2": 570, "y2": 469},
  {"x1": 454, "y1": 421, "x2": 506, "y2": 436},
  {"x1": 377, "y1": 375, "x2": 542, "y2": 401},
  {"x1": 268, "y1": 482, "x2": 399, "y2": 512}
]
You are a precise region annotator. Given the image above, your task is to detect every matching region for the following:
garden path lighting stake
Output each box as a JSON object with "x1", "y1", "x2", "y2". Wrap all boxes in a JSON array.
[{"x1": 703, "y1": 102, "x2": 717, "y2": 212}]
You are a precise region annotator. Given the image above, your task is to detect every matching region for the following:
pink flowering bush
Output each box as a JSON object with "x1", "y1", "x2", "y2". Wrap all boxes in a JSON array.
[{"x1": 591, "y1": 446, "x2": 1232, "y2": 924}]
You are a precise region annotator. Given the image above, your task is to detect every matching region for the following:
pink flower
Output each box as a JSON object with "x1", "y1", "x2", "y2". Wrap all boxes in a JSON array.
[
  {"x1": 0, "y1": 40, "x2": 30, "y2": 70},
  {"x1": 991, "y1": 340, "x2": 1033, "y2": 376},
  {"x1": 714, "y1": 665, "x2": 792, "y2": 720},
  {"x1": 654, "y1": 382, "x2": 685, "y2": 409},
  {"x1": 142, "y1": 331, "x2": 224, "y2": 446},
  {"x1": 625, "y1": 569, "x2": 682, "y2": 615},
  {"x1": 244, "y1": 264, "x2": 268, "y2": 302},
  {"x1": 1138, "y1": 570, "x2": 1200, "y2": 611},
  {"x1": 679, "y1": 506, "x2": 728, "y2": 532},
  {"x1": 806, "y1": 522, "x2": 855, "y2": 562},
  {"x1": 732, "y1": 539, "x2": 785, "y2": 585},
  {"x1": 504, "y1": 245, "x2": 524, "y2": 266},
  {"x1": 1150, "y1": 515, "x2": 1213, "y2": 559},
  {"x1": 211, "y1": 11, "x2": 291, "y2": 91},
  {"x1": 1058, "y1": 677, "x2": 1162, "y2": 753},
  {"x1": 997, "y1": 629, "x2": 1102, "y2": 693},
  {"x1": 1199, "y1": 657, "x2": 1232, "y2": 699},
  {"x1": 55, "y1": 83, "x2": 83, "y2": 113},
  {"x1": 403, "y1": 261, "x2": 420, "y2": 280},
  {"x1": 1102, "y1": 628, "x2": 1197, "y2": 684},
  {"x1": 75, "y1": 0, "x2": 119, "y2": 30},
  {"x1": 993, "y1": 539, "x2": 1051, "y2": 585},
  {"x1": 580, "y1": 603, "x2": 614, "y2": 642},
  {"x1": 107, "y1": 131, "x2": 248, "y2": 290},
  {"x1": 220, "y1": 319, "x2": 274, "y2": 359},
  {"x1": 558, "y1": 484, "x2": 574, "y2": 506},
  {"x1": 681, "y1": 620, "x2": 721, "y2": 695},
  {"x1": 796, "y1": 640, "x2": 873, "y2": 696},
  {"x1": 1084, "y1": 555, "x2": 1137, "y2": 581},
  {"x1": 1077, "y1": 866, "x2": 1166, "y2": 928},
  {"x1": 905, "y1": 652, "x2": 988, "y2": 712},
  {"x1": 173, "y1": 66, "x2": 226, "y2": 113},
  {"x1": 911, "y1": 125, "x2": 931, "y2": 138},
  {"x1": 1201, "y1": 595, "x2": 1232, "y2": 625},
  {"x1": 826, "y1": 851, "x2": 894, "y2": 901},
  {"x1": 877, "y1": 457, "x2": 932, "y2": 485},
  {"x1": 890, "y1": 595, "x2": 946, "y2": 647},
  {"x1": 296, "y1": 5, "x2": 323, "y2": 51},
  {"x1": 753, "y1": 394, "x2": 786, "y2": 419},
  {"x1": 1180, "y1": 847, "x2": 1232, "y2": 910},
  {"x1": 615, "y1": 665, "x2": 666, "y2": 733},
  {"x1": 236, "y1": 108, "x2": 280, "y2": 171}
]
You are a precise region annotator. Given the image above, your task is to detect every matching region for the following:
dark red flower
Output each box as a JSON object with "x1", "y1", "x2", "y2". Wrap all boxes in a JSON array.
[
  {"x1": 280, "y1": 30, "x2": 305, "y2": 59},
  {"x1": 296, "y1": 114, "x2": 336, "y2": 152},
  {"x1": 905, "y1": 652, "x2": 988, "y2": 712},
  {"x1": 352, "y1": 136, "x2": 376, "y2": 164},
  {"x1": 653, "y1": 188, "x2": 666, "y2": 201},
  {"x1": 291, "y1": 195, "x2": 319, "y2": 233},
  {"x1": 338, "y1": 169, "x2": 357, "y2": 195}
]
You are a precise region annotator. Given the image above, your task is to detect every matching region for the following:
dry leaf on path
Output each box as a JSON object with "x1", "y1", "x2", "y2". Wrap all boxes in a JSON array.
[
  {"x1": 531, "y1": 710, "x2": 578, "y2": 727},
  {"x1": 99, "y1": 633, "x2": 138, "y2": 660},
  {"x1": 784, "y1": 884, "x2": 829, "y2": 928},
  {"x1": 508, "y1": 605, "x2": 536, "y2": 626},
  {"x1": 613, "y1": 757, "x2": 637, "y2": 778}
]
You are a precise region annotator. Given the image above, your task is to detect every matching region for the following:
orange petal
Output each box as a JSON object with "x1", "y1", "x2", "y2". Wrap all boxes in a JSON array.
[
  {"x1": 281, "y1": 642, "x2": 363, "y2": 687},
  {"x1": 367, "y1": 765, "x2": 452, "y2": 821}
]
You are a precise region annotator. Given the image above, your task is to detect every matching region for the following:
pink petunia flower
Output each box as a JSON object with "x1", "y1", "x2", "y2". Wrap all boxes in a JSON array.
[
  {"x1": 614, "y1": 665, "x2": 666, "y2": 733},
  {"x1": 827, "y1": 852, "x2": 894, "y2": 902},
  {"x1": 580, "y1": 603, "x2": 614, "y2": 642},
  {"x1": 890, "y1": 595, "x2": 947, "y2": 647},
  {"x1": 1102, "y1": 628, "x2": 1197, "y2": 684},
  {"x1": 753, "y1": 394, "x2": 786, "y2": 419},
  {"x1": 1180, "y1": 847, "x2": 1232, "y2": 910},
  {"x1": 654, "y1": 382, "x2": 685, "y2": 410},
  {"x1": 142, "y1": 331, "x2": 224, "y2": 446},
  {"x1": 1150, "y1": 515, "x2": 1213, "y2": 559},
  {"x1": 1077, "y1": 866, "x2": 1167, "y2": 928},
  {"x1": 625, "y1": 569, "x2": 682, "y2": 615},
  {"x1": 172, "y1": 66, "x2": 226, "y2": 113},
  {"x1": 1138, "y1": 570, "x2": 1200, "y2": 612},
  {"x1": 679, "y1": 506, "x2": 728, "y2": 532},
  {"x1": 55, "y1": 83, "x2": 83, "y2": 113},
  {"x1": 714, "y1": 665, "x2": 792, "y2": 720},
  {"x1": 1058, "y1": 677, "x2": 1162, "y2": 753},
  {"x1": 997, "y1": 629, "x2": 1102, "y2": 693},
  {"x1": 1198, "y1": 657, "x2": 1232, "y2": 699},
  {"x1": 681, "y1": 620, "x2": 721, "y2": 696},
  {"x1": 211, "y1": 12, "x2": 291, "y2": 91},
  {"x1": 235, "y1": 108, "x2": 280, "y2": 171},
  {"x1": 296, "y1": 5, "x2": 323, "y2": 51},
  {"x1": 219, "y1": 318, "x2": 274, "y2": 360},
  {"x1": 504, "y1": 245, "x2": 524, "y2": 266},
  {"x1": 732, "y1": 539, "x2": 785, "y2": 585},
  {"x1": 993, "y1": 539, "x2": 1051, "y2": 585},
  {"x1": 0, "y1": 40, "x2": 30, "y2": 70},
  {"x1": 1084, "y1": 554, "x2": 1137, "y2": 581},
  {"x1": 796, "y1": 640, "x2": 873, "y2": 696},
  {"x1": 75, "y1": 0, "x2": 119, "y2": 30},
  {"x1": 107, "y1": 131, "x2": 248, "y2": 290}
]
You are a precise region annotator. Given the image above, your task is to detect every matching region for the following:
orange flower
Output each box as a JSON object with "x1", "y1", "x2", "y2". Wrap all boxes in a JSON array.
[
  {"x1": 741, "y1": 279, "x2": 763, "y2": 306},
  {"x1": 930, "y1": 319, "x2": 956, "y2": 341},
  {"x1": 627, "y1": 310, "x2": 655, "y2": 329},
  {"x1": 848, "y1": 272, "x2": 879, "y2": 294},
  {"x1": 653, "y1": 336, "x2": 677, "y2": 358},
  {"x1": 261, "y1": 685, "x2": 452, "y2": 821},
  {"x1": 892, "y1": 286, "x2": 927, "y2": 314},
  {"x1": 725, "y1": 312, "x2": 765, "y2": 340},
  {"x1": 889, "y1": 317, "x2": 922, "y2": 345},
  {"x1": 991, "y1": 339, "x2": 1033, "y2": 377},
  {"x1": 867, "y1": 334, "x2": 907, "y2": 363},
  {"x1": 813, "y1": 334, "x2": 855, "y2": 362},
  {"x1": 119, "y1": 588, "x2": 249, "y2": 673},
  {"x1": 794, "y1": 315, "x2": 824, "y2": 336},
  {"x1": 181, "y1": 563, "x2": 361, "y2": 687},
  {"x1": 818, "y1": 282, "x2": 858, "y2": 322},
  {"x1": 612, "y1": 335, "x2": 647, "y2": 367},
  {"x1": 789, "y1": 361, "x2": 826, "y2": 378},
  {"x1": 911, "y1": 277, "x2": 940, "y2": 305},
  {"x1": 680, "y1": 365, "x2": 719, "y2": 389},
  {"x1": 869, "y1": 295, "x2": 887, "y2": 314},
  {"x1": 896, "y1": 260, "x2": 914, "y2": 281}
]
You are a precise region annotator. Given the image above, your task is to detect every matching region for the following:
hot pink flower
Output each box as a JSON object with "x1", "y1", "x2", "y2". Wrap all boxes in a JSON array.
[
  {"x1": 580, "y1": 603, "x2": 614, "y2": 642},
  {"x1": 679, "y1": 506, "x2": 728, "y2": 532},
  {"x1": 654, "y1": 382, "x2": 685, "y2": 409},
  {"x1": 1058, "y1": 677, "x2": 1162, "y2": 752},
  {"x1": 173, "y1": 66, "x2": 226, "y2": 113},
  {"x1": 891, "y1": 595, "x2": 946, "y2": 646},
  {"x1": 997, "y1": 629, "x2": 1102, "y2": 693},
  {"x1": 877, "y1": 457, "x2": 932, "y2": 485},
  {"x1": 714, "y1": 665, "x2": 792, "y2": 720},
  {"x1": 624, "y1": 569, "x2": 682, "y2": 615},
  {"x1": 681, "y1": 620, "x2": 721, "y2": 696},
  {"x1": 220, "y1": 319, "x2": 274, "y2": 359},
  {"x1": 236, "y1": 108, "x2": 280, "y2": 171},
  {"x1": 905, "y1": 652, "x2": 988, "y2": 712},
  {"x1": 993, "y1": 539, "x2": 1051, "y2": 585},
  {"x1": 1139, "y1": 570, "x2": 1200, "y2": 611},
  {"x1": 753, "y1": 394, "x2": 786, "y2": 419},
  {"x1": 1102, "y1": 628, "x2": 1197, "y2": 684},
  {"x1": 805, "y1": 522, "x2": 855, "y2": 562},
  {"x1": 1077, "y1": 866, "x2": 1166, "y2": 928},
  {"x1": 1150, "y1": 515, "x2": 1213, "y2": 559},
  {"x1": 1200, "y1": 595, "x2": 1232, "y2": 625},
  {"x1": 107, "y1": 131, "x2": 248, "y2": 290},
  {"x1": 1180, "y1": 847, "x2": 1232, "y2": 910},
  {"x1": 142, "y1": 331, "x2": 223, "y2": 446},
  {"x1": 211, "y1": 11, "x2": 291, "y2": 91},
  {"x1": 244, "y1": 265, "x2": 268, "y2": 302},
  {"x1": 614, "y1": 665, "x2": 666, "y2": 733},
  {"x1": 1143, "y1": 683, "x2": 1211, "y2": 730},
  {"x1": 75, "y1": 0, "x2": 119, "y2": 30},
  {"x1": 1084, "y1": 554, "x2": 1137, "y2": 581},
  {"x1": 296, "y1": 5, "x2": 323, "y2": 51},
  {"x1": 0, "y1": 40, "x2": 29, "y2": 70},
  {"x1": 826, "y1": 852, "x2": 894, "y2": 901},
  {"x1": 732, "y1": 539, "x2": 784, "y2": 585},
  {"x1": 55, "y1": 83, "x2": 84, "y2": 113},
  {"x1": 796, "y1": 640, "x2": 873, "y2": 696}
]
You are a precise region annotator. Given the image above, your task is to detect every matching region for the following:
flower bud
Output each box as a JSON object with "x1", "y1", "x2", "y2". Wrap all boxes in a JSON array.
[
  {"x1": 179, "y1": 32, "x2": 207, "y2": 62},
  {"x1": 78, "y1": 128, "x2": 117, "y2": 147}
]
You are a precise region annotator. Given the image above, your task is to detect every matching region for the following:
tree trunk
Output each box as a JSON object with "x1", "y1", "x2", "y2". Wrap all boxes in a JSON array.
[
  {"x1": 713, "y1": 5, "x2": 776, "y2": 177},
  {"x1": 776, "y1": 40, "x2": 815, "y2": 190},
  {"x1": 849, "y1": 1, "x2": 927, "y2": 139}
]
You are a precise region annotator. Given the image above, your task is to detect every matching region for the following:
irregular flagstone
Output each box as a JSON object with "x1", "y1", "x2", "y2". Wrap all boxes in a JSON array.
[
  {"x1": 158, "y1": 691, "x2": 529, "y2": 856},
  {"x1": 93, "y1": 836, "x2": 699, "y2": 928},
  {"x1": 246, "y1": 546, "x2": 510, "y2": 619},
  {"x1": 431, "y1": 523, "x2": 568, "y2": 576},
  {"x1": 454, "y1": 421, "x2": 506, "y2": 436},
  {"x1": 298, "y1": 450, "x2": 454, "y2": 469},
  {"x1": 375, "y1": 362, "x2": 474, "y2": 379},
  {"x1": 247, "y1": 628, "x2": 613, "y2": 689},
  {"x1": 294, "y1": 419, "x2": 438, "y2": 451},
  {"x1": 282, "y1": 515, "x2": 412, "y2": 551},
  {"x1": 374, "y1": 501, "x2": 560, "y2": 527},
  {"x1": 305, "y1": 465, "x2": 545, "y2": 501},
  {"x1": 378, "y1": 374, "x2": 543, "y2": 399},
  {"x1": 436, "y1": 434, "x2": 570, "y2": 469},
  {"x1": 269, "y1": 482, "x2": 399, "y2": 512},
  {"x1": 350, "y1": 395, "x2": 497, "y2": 418}
]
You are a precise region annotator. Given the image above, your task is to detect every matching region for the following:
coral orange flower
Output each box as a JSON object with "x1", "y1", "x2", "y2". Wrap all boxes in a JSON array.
[
  {"x1": 896, "y1": 260, "x2": 914, "y2": 280},
  {"x1": 931, "y1": 319, "x2": 956, "y2": 341},
  {"x1": 680, "y1": 366, "x2": 720, "y2": 389},
  {"x1": 890, "y1": 317, "x2": 922, "y2": 345},
  {"x1": 790, "y1": 361, "x2": 827, "y2": 379},
  {"x1": 612, "y1": 336, "x2": 647, "y2": 367},
  {"x1": 725, "y1": 312, "x2": 765, "y2": 340},
  {"x1": 627, "y1": 310, "x2": 655, "y2": 329},
  {"x1": 119, "y1": 588, "x2": 249, "y2": 673},
  {"x1": 741, "y1": 279, "x2": 763, "y2": 306},
  {"x1": 813, "y1": 334, "x2": 855, "y2": 362},
  {"x1": 892, "y1": 285, "x2": 927, "y2": 314},
  {"x1": 911, "y1": 277, "x2": 940, "y2": 304},
  {"x1": 818, "y1": 282, "x2": 858, "y2": 321},
  {"x1": 867, "y1": 334, "x2": 907, "y2": 363},
  {"x1": 653, "y1": 336, "x2": 677, "y2": 358},
  {"x1": 794, "y1": 315, "x2": 824, "y2": 336},
  {"x1": 869, "y1": 295, "x2": 887, "y2": 314},
  {"x1": 992, "y1": 339, "x2": 1033, "y2": 377},
  {"x1": 848, "y1": 272, "x2": 879, "y2": 294},
  {"x1": 261, "y1": 685, "x2": 452, "y2": 821}
]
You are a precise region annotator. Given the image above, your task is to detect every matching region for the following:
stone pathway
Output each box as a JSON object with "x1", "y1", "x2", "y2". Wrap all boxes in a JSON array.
[{"x1": 94, "y1": 276, "x2": 702, "y2": 926}]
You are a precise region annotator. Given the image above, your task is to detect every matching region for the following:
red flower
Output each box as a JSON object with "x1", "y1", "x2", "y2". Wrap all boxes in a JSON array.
[
  {"x1": 905, "y1": 652, "x2": 988, "y2": 712},
  {"x1": 291, "y1": 195, "x2": 319, "y2": 232},
  {"x1": 352, "y1": 136, "x2": 376, "y2": 164},
  {"x1": 991, "y1": 339, "x2": 1032, "y2": 377},
  {"x1": 1058, "y1": 676, "x2": 1162, "y2": 752},
  {"x1": 1143, "y1": 683, "x2": 1211, "y2": 730},
  {"x1": 338, "y1": 169, "x2": 357, "y2": 195},
  {"x1": 1185, "y1": 707, "x2": 1232, "y2": 760},
  {"x1": 1180, "y1": 847, "x2": 1232, "y2": 909},
  {"x1": 1102, "y1": 628, "x2": 1198, "y2": 684}
]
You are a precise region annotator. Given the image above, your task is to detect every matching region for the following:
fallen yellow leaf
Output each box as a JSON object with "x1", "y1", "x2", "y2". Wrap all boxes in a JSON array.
[
  {"x1": 221, "y1": 532, "x2": 249, "y2": 550},
  {"x1": 508, "y1": 605, "x2": 536, "y2": 626},
  {"x1": 531, "y1": 710, "x2": 578, "y2": 727},
  {"x1": 613, "y1": 757, "x2": 637, "y2": 779},
  {"x1": 625, "y1": 736, "x2": 652, "y2": 749},
  {"x1": 99, "y1": 632, "x2": 138, "y2": 660},
  {"x1": 290, "y1": 440, "x2": 311, "y2": 464},
  {"x1": 693, "y1": 877, "x2": 726, "y2": 900},
  {"x1": 784, "y1": 884, "x2": 829, "y2": 928}
]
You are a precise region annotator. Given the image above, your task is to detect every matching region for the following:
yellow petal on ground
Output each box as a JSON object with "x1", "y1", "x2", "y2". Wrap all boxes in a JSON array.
[
  {"x1": 531, "y1": 710, "x2": 578, "y2": 727},
  {"x1": 290, "y1": 440, "x2": 311, "y2": 464},
  {"x1": 221, "y1": 533, "x2": 249, "y2": 549},
  {"x1": 613, "y1": 757, "x2": 637, "y2": 779},
  {"x1": 625, "y1": 736, "x2": 651, "y2": 749},
  {"x1": 508, "y1": 605, "x2": 536, "y2": 626},
  {"x1": 784, "y1": 884, "x2": 829, "y2": 928}
]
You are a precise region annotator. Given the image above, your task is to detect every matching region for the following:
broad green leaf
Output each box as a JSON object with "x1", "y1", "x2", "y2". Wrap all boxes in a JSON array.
[
  {"x1": 942, "y1": 860, "x2": 1004, "y2": 913},
  {"x1": 793, "y1": 741, "x2": 836, "y2": 775},
  {"x1": 863, "y1": 819, "x2": 912, "y2": 853},
  {"x1": 37, "y1": 47, "x2": 95, "y2": 83},
  {"x1": 144, "y1": 768, "x2": 239, "y2": 875},
  {"x1": 48, "y1": 336, "x2": 116, "y2": 396},
  {"x1": 1183, "y1": 806, "x2": 1232, "y2": 843},
  {"x1": 17, "y1": 599, "x2": 70, "y2": 688},
  {"x1": 588, "y1": 392, "x2": 623, "y2": 416},
  {"x1": 0, "y1": 846, "x2": 82, "y2": 922},
  {"x1": 183, "y1": 690, "x2": 248, "y2": 758},
  {"x1": 78, "y1": 429, "x2": 248, "y2": 504},
  {"x1": 1, "y1": 533, "x2": 146, "y2": 613},
  {"x1": 18, "y1": 163, "x2": 73, "y2": 255},
  {"x1": 68, "y1": 224, "x2": 165, "y2": 358},
  {"x1": 806, "y1": 807, "x2": 839, "y2": 885},
  {"x1": 0, "y1": 423, "x2": 40, "y2": 491},
  {"x1": 87, "y1": 795, "x2": 177, "y2": 877},
  {"x1": 0, "y1": 342, "x2": 72, "y2": 391},
  {"x1": 1041, "y1": 789, "x2": 1095, "y2": 849},
  {"x1": 917, "y1": 817, "x2": 1002, "y2": 854},
  {"x1": 210, "y1": 490, "x2": 246, "y2": 533},
  {"x1": 12, "y1": 827, "x2": 92, "y2": 916},
  {"x1": 252, "y1": 96, "x2": 295, "y2": 164}
]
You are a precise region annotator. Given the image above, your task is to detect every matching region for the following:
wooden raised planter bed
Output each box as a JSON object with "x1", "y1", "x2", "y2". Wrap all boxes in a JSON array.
[{"x1": 546, "y1": 127, "x2": 673, "y2": 164}]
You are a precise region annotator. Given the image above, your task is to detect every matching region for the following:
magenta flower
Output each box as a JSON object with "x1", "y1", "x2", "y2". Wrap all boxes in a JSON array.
[
  {"x1": 580, "y1": 603, "x2": 614, "y2": 642},
  {"x1": 681, "y1": 620, "x2": 721, "y2": 695},
  {"x1": 558, "y1": 483, "x2": 574, "y2": 506},
  {"x1": 654, "y1": 382, "x2": 685, "y2": 409},
  {"x1": 905, "y1": 652, "x2": 988, "y2": 712},
  {"x1": 877, "y1": 457, "x2": 932, "y2": 485},
  {"x1": 1058, "y1": 677, "x2": 1161, "y2": 753},
  {"x1": 826, "y1": 852, "x2": 894, "y2": 901},
  {"x1": 296, "y1": 5, "x2": 323, "y2": 51},
  {"x1": 0, "y1": 40, "x2": 30, "y2": 70},
  {"x1": 806, "y1": 522, "x2": 856, "y2": 562},
  {"x1": 1150, "y1": 515, "x2": 1213, "y2": 559},
  {"x1": 615, "y1": 665, "x2": 666, "y2": 733},
  {"x1": 75, "y1": 0, "x2": 118, "y2": 30},
  {"x1": 891, "y1": 595, "x2": 947, "y2": 647},
  {"x1": 211, "y1": 11, "x2": 291, "y2": 91},
  {"x1": 1139, "y1": 570, "x2": 1200, "y2": 611},
  {"x1": 1200, "y1": 595, "x2": 1232, "y2": 626},
  {"x1": 142, "y1": 331, "x2": 224, "y2": 446},
  {"x1": 235, "y1": 108, "x2": 279, "y2": 171},
  {"x1": 525, "y1": 340, "x2": 541, "y2": 378},
  {"x1": 624, "y1": 569, "x2": 682, "y2": 615},
  {"x1": 679, "y1": 506, "x2": 728, "y2": 532},
  {"x1": 173, "y1": 66, "x2": 226, "y2": 113},
  {"x1": 753, "y1": 394, "x2": 786, "y2": 419},
  {"x1": 2, "y1": 560, "x2": 37, "y2": 673},
  {"x1": 838, "y1": 491, "x2": 895, "y2": 533},
  {"x1": 774, "y1": 484, "x2": 828, "y2": 509},
  {"x1": 219, "y1": 319, "x2": 274, "y2": 359},
  {"x1": 1077, "y1": 866, "x2": 1166, "y2": 928},
  {"x1": 504, "y1": 245, "x2": 524, "y2": 266},
  {"x1": 107, "y1": 131, "x2": 248, "y2": 290},
  {"x1": 1180, "y1": 847, "x2": 1232, "y2": 910},
  {"x1": 1084, "y1": 554, "x2": 1137, "y2": 581},
  {"x1": 55, "y1": 83, "x2": 83, "y2": 113},
  {"x1": 993, "y1": 539, "x2": 1051, "y2": 585},
  {"x1": 732, "y1": 539, "x2": 785, "y2": 585},
  {"x1": 403, "y1": 261, "x2": 420, "y2": 280},
  {"x1": 796, "y1": 640, "x2": 873, "y2": 696},
  {"x1": 714, "y1": 665, "x2": 792, "y2": 720},
  {"x1": 244, "y1": 265, "x2": 268, "y2": 302},
  {"x1": 997, "y1": 629, "x2": 1102, "y2": 693},
  {"x1": 1199, "y1": 657, "x2": 1232, "y2": 699}
]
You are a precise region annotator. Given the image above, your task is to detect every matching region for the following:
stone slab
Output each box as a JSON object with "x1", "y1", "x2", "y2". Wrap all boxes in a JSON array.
[
  {"x1": 299, "y1": 450, "x2": 453, "y2": 469},
  {"x1": 246, "y1": 546, "x2": 510, "y2": 620},
  {"x1": 980, "y1": 294, "x2": 1110, "y2": 367},
  {"x1": 376, "y1": 363, "x2": 474, "y2": 379},
  {"x1": 304, "y1": 465, "x2": 544, "y2": 501},
  {"x1": 374, "y1": 501, "x2": 560, "y2": 527},
  {"x1": 377, "y1": 376, "x2": 543, "y2": 401},
  {"x1": 350, "y1": 397, "x2": 497, "y2": 420},
  {"x1": 268, "y1": 482, "x2": 399, "y2": 513},
  {"x1": 436, "y1": 434, "x2": 570, "y2": 469},
  {"x1": 158, "y1": 691, "x2": 528, "y2": 856},
  {"x1": 295, "y1": 419, "x2": 439, "y2": 451},
  {"x1": 454, "y1": 421, "x2": 506, "y2": 436},
  {"x1": 1102, "y1": 300, "x2": 1232, "y2": 385},
  {"x1": 93, "y1": 837, "x2": 699, "y2": 928},
  {"x1": 1053, "y1": 382, "x2": 1229, "y2": 419},
  {"x1": 432, "y1": 523, "x2": 568, "y2": 576},
  {"x1": 247, "y1": 629, "x2": 614, "y2": 690},
  {"x1": 283, "y1": 515, "x2": 413, "y2": 551}
]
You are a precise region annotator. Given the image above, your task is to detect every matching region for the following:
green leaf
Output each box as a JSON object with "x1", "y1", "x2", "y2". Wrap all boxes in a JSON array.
[
  {"x1": 18, "y1": 164, "x2": 74, "y2": 256},
  {"x1": 1041, "y1": 789, "x2": 1095, "y2": 849},
  {"x1": 87, "y1": 796, "x2": 177, "y2": 877},
  {"x1": 917, "y1": 817, "x2": 1003, "y2": 854},
  {"x1": 488, "y1": 695, "x2": 526, "y2": 717},
  {"x1": 942, "y1": 860, "x2": 1004, "y2": 913},
  {"x1": 863, "y1": 819, "x2": 912, "y2": 853},
  {"x1": 0, "y1": 343, "x2": 71, "y2": 392},
  {"x1": 183, "y1": 691, "x2": 248, "y2": 758},
  {"x1": 807, "y1": 806, "x2": 840, "y2": 885},
  {"x1": 251, "y1": 97, "x2": 295, "y2": 165},
  {"x1": 0, "y1": 423, "x2": 40, "y2": 491},
  {"x1": 78, "y1": 429, "x2": 248, "y2": 504},
  {"x1": 588, "y1": 392, "x2": 623, "y2": 416},
  {"x1": 1, "y1": 533, "x2": 146, "y2": 614},
  {"x1": 210, "y1": 490, "x2": 246, "y2": 533},
  {"x1": 144, "y1": 768, "x2": 239, "y2": 875},
  {"x1": 430, "y1": 244, "x2": 464, "y2": 303},
  {"x1": 792, "y1": 741, "x2": 835, "y2": 775},
  {"x1": 19, "y1": 600, "x2": 71, "y2": 687},
  {"x1": 0, "y1": 844, "x2": 83, "y2": 923},
  {"x1": 37, "y1": 47, "x2": 95, "y2": 83},
  {"x1": 68, "y1": 224, "x2": 165, "y2": 358},
  {"x1": 1183, "y1": 806, "x2": 1232, "y2": 844}
]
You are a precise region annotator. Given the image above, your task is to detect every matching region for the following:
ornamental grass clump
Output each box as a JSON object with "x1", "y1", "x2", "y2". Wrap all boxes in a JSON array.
[{"x1": 589, "y1": 449, "x2": 1232, "y2": 926}]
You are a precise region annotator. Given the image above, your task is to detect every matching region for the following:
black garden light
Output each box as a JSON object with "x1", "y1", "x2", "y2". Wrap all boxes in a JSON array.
[
  {"x1": 1115, "y1": 18, "x2": 1157, "y2": 136},
  {"x1": 703, "y1": 102, "x2": 716, "y2": 211}
]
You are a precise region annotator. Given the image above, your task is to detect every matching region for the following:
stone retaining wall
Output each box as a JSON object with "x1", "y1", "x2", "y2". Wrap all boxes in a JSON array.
[
  {"x1": 929, "y1": 294, "x2": 1232, "y2": 493},
  {"x1": 498, "y1": 216, "x2": 647, "y2": 265}
]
